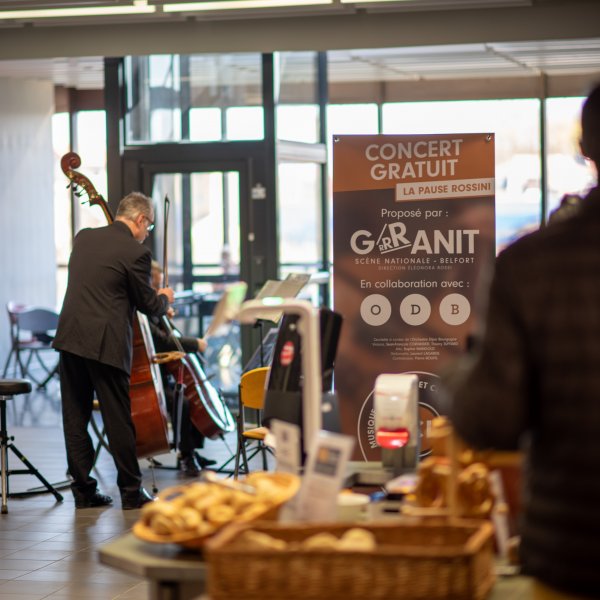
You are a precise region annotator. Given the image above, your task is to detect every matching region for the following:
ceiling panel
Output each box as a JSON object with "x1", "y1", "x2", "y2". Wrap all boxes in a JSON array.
[
  {"x1": 0, "y1": 56, "x2": 104, "y2": 88},
  {"x1": 0, "y1": 38, "x2": 599, "y2": 91},
  {"x1": 327, "y1": 40, "x2": 600, "y2": 82}
]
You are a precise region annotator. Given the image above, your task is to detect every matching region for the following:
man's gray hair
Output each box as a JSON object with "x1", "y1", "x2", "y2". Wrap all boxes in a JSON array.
[{"x1": 116, "y1": 192, "x2": 153, "y2": 221}]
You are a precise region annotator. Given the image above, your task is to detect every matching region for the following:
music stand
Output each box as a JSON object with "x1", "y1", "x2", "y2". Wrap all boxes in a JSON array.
[
  {"x1": 250, "y1": 273, "x2": 311, "y2": 366},
  {"x1": 243, "y1": 328, "x2": 278, "y2": 374}
]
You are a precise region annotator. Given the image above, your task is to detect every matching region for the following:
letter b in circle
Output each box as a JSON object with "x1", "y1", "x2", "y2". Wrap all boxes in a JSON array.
[{"x1": 439, "y1": 293, "x2": 471, "y2": 326}]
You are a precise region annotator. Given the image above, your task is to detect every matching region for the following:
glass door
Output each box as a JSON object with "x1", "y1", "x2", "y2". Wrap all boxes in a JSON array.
[{"x1": 149, "y1": 167, "x2": 245, "y2": 399}]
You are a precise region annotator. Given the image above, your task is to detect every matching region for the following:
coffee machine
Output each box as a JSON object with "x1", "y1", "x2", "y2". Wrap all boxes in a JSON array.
[
  {"x1": 345, "y1": 373, "x2": 420, "y2": 488},
  {"x1": 374, "y1": 373, "x2": 420, "y2": 477}
]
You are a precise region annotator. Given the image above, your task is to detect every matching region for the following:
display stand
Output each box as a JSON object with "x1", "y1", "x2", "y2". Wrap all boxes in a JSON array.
[{"x1": 238, "y1": 299, "x2": 323, "y2": 452}]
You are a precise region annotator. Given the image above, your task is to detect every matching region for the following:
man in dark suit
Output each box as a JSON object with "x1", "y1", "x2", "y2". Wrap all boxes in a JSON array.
[
  {"x1": 148, "y1": 260, "x2": 216, "y2": 477},
  {"x1": 53, "y1": 192, "x2": 175, "y2": 510},
  {"x1": 446, "y1": 83, "x2": 600, "y2": 598}
]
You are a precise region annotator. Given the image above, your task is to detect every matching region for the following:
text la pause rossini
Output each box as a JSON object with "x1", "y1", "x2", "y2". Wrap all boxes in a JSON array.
[{"x1": 396, "y1": 178, "x2": 494, "y2": 202}]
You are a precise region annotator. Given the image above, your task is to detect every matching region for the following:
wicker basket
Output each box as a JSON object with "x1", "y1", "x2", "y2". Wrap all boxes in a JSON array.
[
  {"x1": 132, "y1": 472, "x2": 300, "y2": 550},
  {"x1": 205, "y1": 519, "x2": 495, "y2": 600}
]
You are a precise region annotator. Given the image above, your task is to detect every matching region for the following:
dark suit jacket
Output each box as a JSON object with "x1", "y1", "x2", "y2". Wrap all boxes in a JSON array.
[
  {"x1": 53, "y1": 221, "x2": 168, "y2": 373},
  {"x1": 447, "y1": 186, "x2": 600, "y2": 597}
]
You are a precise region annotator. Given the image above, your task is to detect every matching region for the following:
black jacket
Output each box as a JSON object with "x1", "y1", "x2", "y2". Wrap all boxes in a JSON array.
[
  {"x1": 53, "y1": 221, "x2": 168, "y2": 373},
  {"x1": 448, "y1": 186, "x2": 600, "y2": 597}
]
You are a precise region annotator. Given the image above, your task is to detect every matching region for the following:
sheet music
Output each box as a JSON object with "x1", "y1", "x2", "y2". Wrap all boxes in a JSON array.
[
  {"x1": 253, "y1": 273, "x2": 311, "y2": 322},
  {"x1": 204, "y1": 281, "x2": 248, "y2": 337}
]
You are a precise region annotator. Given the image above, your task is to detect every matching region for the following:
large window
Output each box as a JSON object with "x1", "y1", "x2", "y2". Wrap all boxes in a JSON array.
[
  {"x1": 52, "y1": 109, "x2": 107, "y2": 307},
  {"x1": 55, "y1": 53, "x2": 597, "y2": 320},
  {"x1": 52, "y1": 112, "x2": 71, "y2": 308},
  {"x1": 73, "y1": 111, "x2": 107, "y2": 231},
  {"x1": 327, "y1": 103, "x2": 380, "y2": 137},
  {"x1": 326, "y1": 103, "x2": 380, "y2": 169},
  {"x1": 278, "y1": 162, "x2": 322, "y2": 272}
]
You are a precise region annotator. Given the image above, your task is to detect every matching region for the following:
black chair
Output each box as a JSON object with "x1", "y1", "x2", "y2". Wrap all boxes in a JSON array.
[
  {"x1": 2, "y1": 303, "x2": 60, "y2": 389},
  {"x1": 90, "y1": 399, "x2": 111, "y2": 467},
  {"x1": 0, "y1": 378, "x2": 63, "y2": 513}
]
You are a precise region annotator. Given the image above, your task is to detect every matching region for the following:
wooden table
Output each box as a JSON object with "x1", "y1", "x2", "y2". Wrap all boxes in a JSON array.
[
  {"x1": 99, "y1": 533, "x2": 206, "y2": 600},
  {"x1": 99, "y1": 532, "x2": 532, "y2": 600}
]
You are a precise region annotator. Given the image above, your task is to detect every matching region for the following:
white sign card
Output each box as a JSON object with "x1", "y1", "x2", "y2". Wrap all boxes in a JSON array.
[
  {"x1": 294, "y1": 430, "x2": 355, "y2": 522},
  {"x1": 271, "y1": 419, "x2": 301, "y2": 475}
]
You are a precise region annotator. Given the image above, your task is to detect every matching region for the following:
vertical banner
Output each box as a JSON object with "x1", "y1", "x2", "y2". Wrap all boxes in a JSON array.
[{"x1": 333, "y1": 134, "x2": 495, "y2": 460}]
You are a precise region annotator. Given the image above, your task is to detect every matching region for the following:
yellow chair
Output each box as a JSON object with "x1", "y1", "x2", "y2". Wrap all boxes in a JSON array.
[{"x1": 233, "y1": 366, "x2": 272, "y2": 479}]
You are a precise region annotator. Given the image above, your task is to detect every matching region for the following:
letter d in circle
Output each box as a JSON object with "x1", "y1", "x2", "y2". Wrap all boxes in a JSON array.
[{"x1": 400, "y1": 294, "x2": 431, "y2": 326}]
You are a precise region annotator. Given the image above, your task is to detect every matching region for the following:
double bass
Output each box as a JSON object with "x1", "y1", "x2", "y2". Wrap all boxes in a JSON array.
[{"x1": 60, "y1": 152, "x2": 171, "y2": 459}]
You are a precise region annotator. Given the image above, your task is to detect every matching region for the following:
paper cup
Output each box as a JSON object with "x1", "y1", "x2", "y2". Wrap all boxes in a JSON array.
[{"x1": 336, "y1": 493, "x2": 370, "y2": 522}]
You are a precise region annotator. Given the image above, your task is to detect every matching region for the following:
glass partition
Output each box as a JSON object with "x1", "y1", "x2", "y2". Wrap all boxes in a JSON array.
[
  {"x1": 150, "y1": 171, "x2": 241, "y2": 293},
  {"x1": 190, "y1": 171, "x2": 241, "y2": 286},
  {"x1": 225, "y1": 106, "x2": 264, "y2": 141},
  {"x1": 125, "y1": 53, "x2": 263, "y2": 144},
  {"x1": 278, "y1": 162, "x2": 322, "y2": 304},
  {"x1": 276, "y1": 51, "x2": 319, "y2": 143}
]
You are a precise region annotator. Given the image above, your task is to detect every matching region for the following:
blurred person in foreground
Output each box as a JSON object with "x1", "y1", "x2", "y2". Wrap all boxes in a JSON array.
[
  {"x1": 444, "y1": 83, "x2": 600, "y2": 599},
  {"x1": 148, "y1": 260, "x2": 216, "y2": 477},
  {"x1": 54, "y1": 192, "x2": 174, "y2": 510}
]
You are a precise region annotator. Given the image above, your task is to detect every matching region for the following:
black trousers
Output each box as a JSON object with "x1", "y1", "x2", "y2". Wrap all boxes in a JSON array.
[{"x1": 59, "y1": 351, "x2": 141, "y2": 497}]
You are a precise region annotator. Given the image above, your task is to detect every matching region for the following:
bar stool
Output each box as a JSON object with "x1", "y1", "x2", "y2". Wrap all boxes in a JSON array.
[{"x1": 0, "y1": 378, "x2": 63, "y2": 513}]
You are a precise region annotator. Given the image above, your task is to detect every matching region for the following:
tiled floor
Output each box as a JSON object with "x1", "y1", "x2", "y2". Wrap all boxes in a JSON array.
[{"x1": 0, "y1": 376, "x2": 259, "y2": 599}]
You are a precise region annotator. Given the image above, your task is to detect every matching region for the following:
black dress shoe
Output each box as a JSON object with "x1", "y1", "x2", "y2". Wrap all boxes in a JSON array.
[
  {"x1": 73, "y1": 490, "x2": 113, "y2": 509},
  {"x1": 121, "y1": 487, "x2": 155, "y2": 510},
  {"x1": 193, "y1": 451, "x2": 217, "y2": 468},
  {"x1": 180, "y1": 453, "x2": 201, "y2": 477}
]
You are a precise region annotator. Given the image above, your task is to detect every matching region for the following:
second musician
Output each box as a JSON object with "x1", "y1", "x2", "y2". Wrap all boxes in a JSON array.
[{"x1": 148, "y1": 260, "x2": 217, "y2": 477}]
